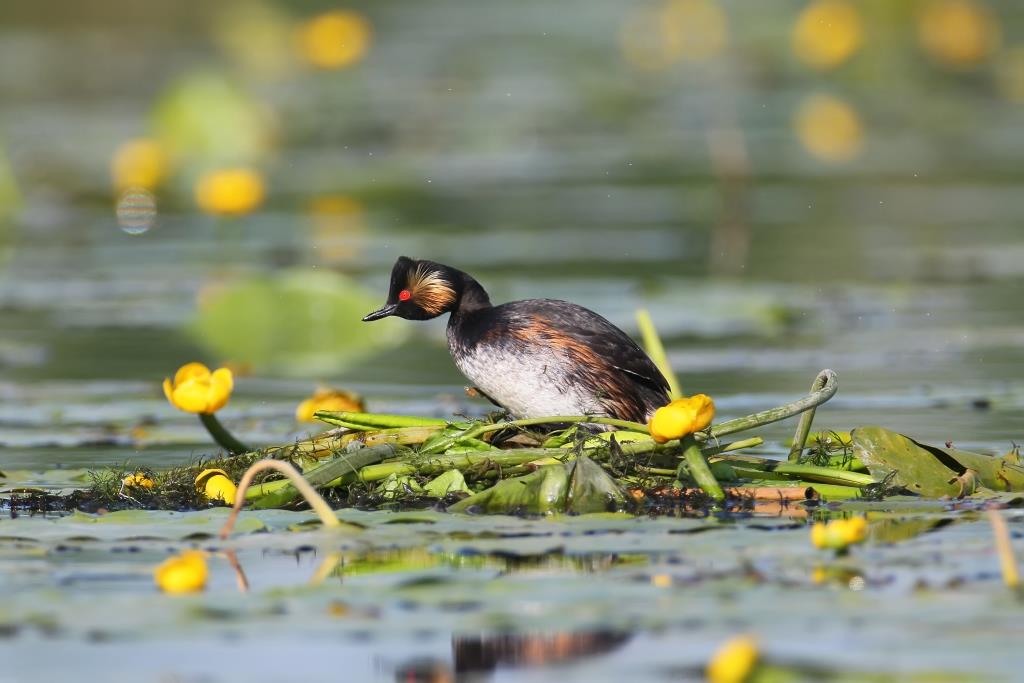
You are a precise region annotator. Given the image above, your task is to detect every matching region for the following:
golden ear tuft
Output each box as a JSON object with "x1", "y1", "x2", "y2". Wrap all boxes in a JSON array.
[{"x1": 406, "y1": 264, "x2": 456, "y2": 315}]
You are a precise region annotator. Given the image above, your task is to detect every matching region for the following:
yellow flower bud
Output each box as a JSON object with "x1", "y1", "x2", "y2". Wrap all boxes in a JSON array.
[
  {"x1": 122, "y1": 472, "x2": 155, "y2": 489},
  {"x1": 811, "y1": 516, "x2": 868, "y2": 550},
  {"x1": 195, "y1": 468, "x2": 237, "y2": 505},
  {"x1": 154, "y1": 550, "x2": 208, "y2": 594},
  {"x1": 195, "y1": 167, "x2": 265, "y2": 217},
  {"x1": 295, "y1": 387, "x2": 365, "y2": 423},
  {"x1": 707, "y1": 634, "x2": 759, "y2": 683},
  {"x1": 162, "y1": 362, "x2": 234, "y2": 414},
  {"x1": 648, "y1": 394, "x2": 715, "y2": 443}
]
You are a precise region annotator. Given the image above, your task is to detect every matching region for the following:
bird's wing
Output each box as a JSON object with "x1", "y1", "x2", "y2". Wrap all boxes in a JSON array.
[{"x1": 507, "y1": 300, "x2": 671, "y2": 399}]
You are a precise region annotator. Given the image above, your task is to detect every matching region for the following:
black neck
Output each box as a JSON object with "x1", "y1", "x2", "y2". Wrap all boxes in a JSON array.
[{"x1": 456, "y1": 272, "x2": 492, "y2": 314}]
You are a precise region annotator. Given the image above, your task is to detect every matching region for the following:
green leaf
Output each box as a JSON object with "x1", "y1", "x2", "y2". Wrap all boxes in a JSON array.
[
  {"x1": 565, "y1": 457, "x2": 629, "y2": 513},
  {"x1": 448, "y1": 465, "x2": 569, "y2": 514},
  {"x1": 423, "y1": 470, "x2": 472, "y2": 498},
  {"x1": 193, "y1": 269, "x2": 407, "y2": 375},
  {"x1": 852, "y1": 426, "x2": 1024, "y2": 496}
]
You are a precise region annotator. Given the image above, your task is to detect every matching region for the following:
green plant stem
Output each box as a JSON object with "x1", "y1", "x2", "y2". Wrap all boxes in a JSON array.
[
  {"x1": 354, "y1": 448, "x2": 571, "y2": 483},
  {"x1": 315, "y1": 411, "x2": 450, "y2": 429},
  {"x1": 636, "y1": 308, "x2": 682, "y2": 399},
  {"x1": 786, "y1": 371, "x2": 832, "y2": 462},
  {"x1": 220, "y1": 459, "x2": 345, "y2": 538},
  {"x1": 198, "y1": 412, "x2": 250, "y2": 455},
  {"x1": 700, "y1": 436, "x2": 763, "y2": 456},
  {"x1": 731, "y1": 462, "x2": 873, "y2": 487},
  {"x1": 678, "y1": 434, "x2": 724, "y2": 501},
  {"x1": 419, "y1": 415, "x2": 650, "y2": 455},
  {"x1": 707, "y1": 369, "x2": 838, "y2": 439},
  {"x1": 733, "y1": 481, "x2": 863, "y2": 501}
]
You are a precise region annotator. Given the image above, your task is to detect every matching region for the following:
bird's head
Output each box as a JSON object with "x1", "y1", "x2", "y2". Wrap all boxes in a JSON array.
[{"x1": 362, "y1": 256, "x2": 462, "y2": 322}]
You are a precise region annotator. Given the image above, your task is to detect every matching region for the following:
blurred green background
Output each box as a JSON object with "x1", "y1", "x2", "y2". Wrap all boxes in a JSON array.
[{"x1": 1, "y1": 0, "x2": 1022, "y2": 461}]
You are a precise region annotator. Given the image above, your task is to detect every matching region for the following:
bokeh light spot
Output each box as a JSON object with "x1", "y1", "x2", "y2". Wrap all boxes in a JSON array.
[
  {"x1": 195, "y1": 167, "x2": 266, "y2": 217},
  {"x1": 116, "y1": 187, "x2": 158, "y2": 235},
  {"x1": 917, "y1": 0, "x2": 1000, "y2": 69},
  {"x1": 792, "y1": 0, "x2": 864, "y2": 70},
  {"x1": 297, "y1": 11, "x2": 372, "y2": 69},
  {"x1": 794, "y1": 94, "x2": 864, "y2": 163}
]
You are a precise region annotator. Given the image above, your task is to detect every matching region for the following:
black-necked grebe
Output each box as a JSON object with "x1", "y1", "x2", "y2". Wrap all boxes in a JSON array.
[{"x1": 362, "y1": 257, "x2": 670, "y2": 422}]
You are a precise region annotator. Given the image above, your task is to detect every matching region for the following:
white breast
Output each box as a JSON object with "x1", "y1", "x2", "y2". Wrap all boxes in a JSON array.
[{"x1": 451, "y1": 343, "x2": 605, "y2": 419}]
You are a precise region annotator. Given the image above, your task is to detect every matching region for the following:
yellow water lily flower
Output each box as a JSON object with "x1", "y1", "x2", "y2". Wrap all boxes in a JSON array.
[
  {"x1": 163, "y1": 362, "x2": 234, "y2": 414},
  {"x1": 648, "y1": 394, "x2": 715, "y2": 443},
  {"x1": 195, "y1": 167, "x2": 266, "y2": 216},
  {"x1": 295, "y1": 387, "x2": 365, "y2": 422},
  {"x1": 195, "y1": 468, "x2": 237, "y2": 505},
  {"x1": 154, "y1": 550, "x2": 208, "y2": 594},
  {"x1": 811, "y1": 516, "x2": 868, "y2": 550},
  {"x1": 707, "y1": 634, "x2": 759, "y2": 683},
  {"x1": 122, "y1": 472, "x2": 155, "y2": 489}
]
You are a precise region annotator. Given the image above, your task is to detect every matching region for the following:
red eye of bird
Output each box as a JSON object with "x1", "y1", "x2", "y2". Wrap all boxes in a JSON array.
[{"x1": 398, "y1": 289, "x2": 412, "y2": 301}]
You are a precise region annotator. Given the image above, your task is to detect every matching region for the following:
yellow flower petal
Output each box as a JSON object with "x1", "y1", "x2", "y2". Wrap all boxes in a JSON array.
[
  {"x1": 648, "y1": 394, "x2": 715, "y2": 443},
  {"x1": 172, "y1": 377, "x2": 215, "y2": 414},
  {"x1": 174, "y1": 362, "x2": 211, "y2": 386},
  {"x1": 123, "y1": 472, "x2": 155, "y2": 489},
  {"x1": 164, "y1": 363, "x2": 234, "y2": 414},
  {"x1": 295, "y1": 387, "x2": 365, "y2": 422},
  {"x1": 811, "y1": 517, "x2": 868, "y2": 550},
  {"x1": 206, "y1": 475, "x2": 237, "y2": 505},
  {"x1": 195, "y1": 469, "x2": 237, "y2": 505},
  {"x1": 707, "y1": 635, "x2": 759, "y2": 683},
  {"x1": 154, "y1": 550, "x2": 208, "y2": 594},
  {"x1": 207, "y1": 367, "x2": 235, "y2": 413}
]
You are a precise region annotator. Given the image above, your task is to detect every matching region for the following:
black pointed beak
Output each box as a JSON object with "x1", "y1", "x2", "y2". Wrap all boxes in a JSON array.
[{"x1": 362, "y1": 303, "x2": 398, "y2": 322}]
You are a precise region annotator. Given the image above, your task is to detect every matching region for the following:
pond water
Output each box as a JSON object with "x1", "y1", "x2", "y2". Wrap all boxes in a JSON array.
[{"x1": 1, "y1": 1, "x2": 1024, "y2": 681}]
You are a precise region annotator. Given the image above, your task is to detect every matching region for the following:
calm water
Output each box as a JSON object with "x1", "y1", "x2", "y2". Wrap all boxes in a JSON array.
[{"x1": 1, "y1": 1, "x2": 1024, "y2": 680}]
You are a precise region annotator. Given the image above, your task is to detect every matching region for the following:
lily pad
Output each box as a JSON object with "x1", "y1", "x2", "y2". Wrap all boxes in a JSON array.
[
  {"x1": 193, "y1": 269, "x2": 407, "y2": 374},
  {"x1": 851, "y1": 426, "x2": 1024, "y2": 497}
]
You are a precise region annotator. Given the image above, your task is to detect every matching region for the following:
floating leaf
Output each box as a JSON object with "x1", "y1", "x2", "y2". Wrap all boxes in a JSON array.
[
  {"x1": 852, "y1": 426, "x2": 1024, "y2": 497},
  {"x1": 193, "y1": 269, "x2": 407, "y2": 374}
]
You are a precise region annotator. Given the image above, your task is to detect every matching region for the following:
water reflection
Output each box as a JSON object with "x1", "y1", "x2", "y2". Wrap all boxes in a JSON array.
[{"x1": 396, "y1": 631, "x2": 632, "y2": 683}]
